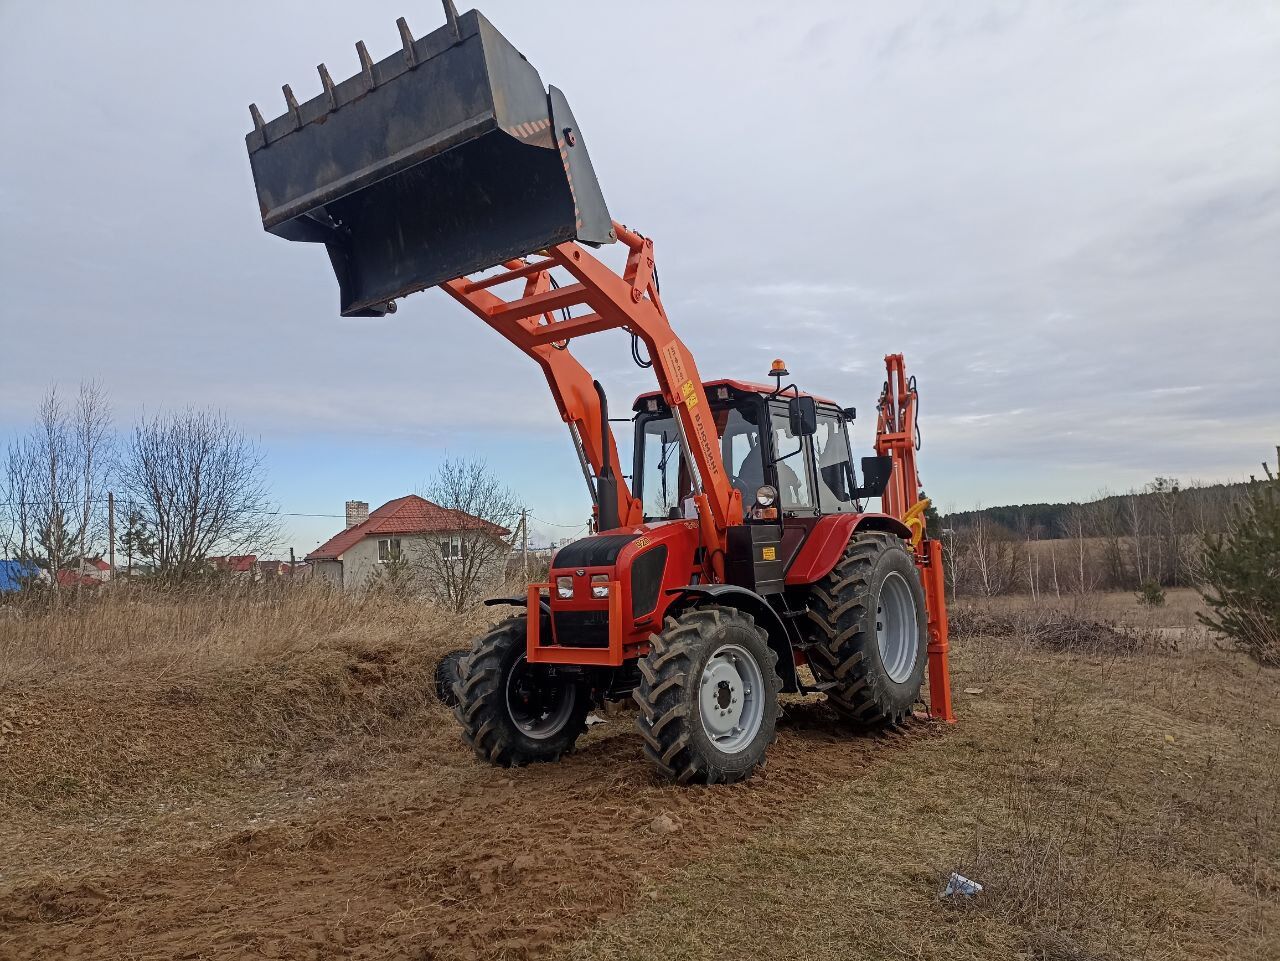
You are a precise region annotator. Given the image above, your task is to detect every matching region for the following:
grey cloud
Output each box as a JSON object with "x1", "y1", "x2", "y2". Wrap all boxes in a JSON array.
[{"x1": 1, "y1": 0, "x2": 1277, "y2": 511}]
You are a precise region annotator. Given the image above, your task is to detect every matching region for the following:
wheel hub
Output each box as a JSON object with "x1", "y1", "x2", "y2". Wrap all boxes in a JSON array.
[
  {"x1": 505, "y1": 654, "x2": 576, "y2": 740},
  {"x1": 698, "y1": 643, "x2": 764, "y2": 754},
  {"x1": 876, "y1": 571, "x2": 919, "y2": 684}
]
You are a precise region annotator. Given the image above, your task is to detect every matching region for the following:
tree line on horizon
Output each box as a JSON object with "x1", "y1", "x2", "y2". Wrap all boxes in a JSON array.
[{"x1": 938, "y1": 477, "x2": 1259, "y2": 597}]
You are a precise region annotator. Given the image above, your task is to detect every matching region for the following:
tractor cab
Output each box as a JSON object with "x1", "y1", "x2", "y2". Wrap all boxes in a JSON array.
[{"x1": 632, "y1": 376, "x2": 870, "y2": 526}]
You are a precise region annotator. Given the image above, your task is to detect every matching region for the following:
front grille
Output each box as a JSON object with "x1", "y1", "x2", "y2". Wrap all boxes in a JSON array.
[{"x1": 551, "y1": 609, "x2": 610, "y2": 648}]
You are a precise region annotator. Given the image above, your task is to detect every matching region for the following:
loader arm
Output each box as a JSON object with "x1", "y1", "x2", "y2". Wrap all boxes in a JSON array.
[{"x1": 442, "y1": 224, "x2": 743, "y2": 579}]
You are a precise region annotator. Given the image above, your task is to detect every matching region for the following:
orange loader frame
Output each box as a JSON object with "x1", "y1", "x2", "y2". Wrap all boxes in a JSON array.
[
  {"x1": 442, "y1": 223, "x2": 740, "y2": 583},
  {"x1": 443, "y1": 226, "x2": 954, "y2": 722}
]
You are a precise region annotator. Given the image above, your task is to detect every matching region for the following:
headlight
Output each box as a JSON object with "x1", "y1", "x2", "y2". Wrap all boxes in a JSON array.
[
  {"x1": 591, "y1": 574, "x2": 610, "y2": 598},
  {"x1": 556, "y1": 575, "x2": 574, "y2": 599},
  {"x1": 755, "y1": 484, "x2": 778, "y2": 507}
]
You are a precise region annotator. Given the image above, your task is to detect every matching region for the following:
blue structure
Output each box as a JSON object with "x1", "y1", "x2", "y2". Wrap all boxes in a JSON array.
[{"x1": 0, "y1": 559, "x2": 39, "y2": 593}]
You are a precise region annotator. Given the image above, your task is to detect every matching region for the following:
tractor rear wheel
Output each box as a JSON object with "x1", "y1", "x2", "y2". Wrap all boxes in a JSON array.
[
  {"x1": 634, "y1": 606, "x2": 782, "y2": 785},
  {"x1": 804, "y1": 531, "x2": 927, "y2": 728},
  {"x1": 434, "y1": 649, "x2": 468, "y2": 706},
  {"x1": 453, "y1": 617, "x2": 589, "y2": 766}
]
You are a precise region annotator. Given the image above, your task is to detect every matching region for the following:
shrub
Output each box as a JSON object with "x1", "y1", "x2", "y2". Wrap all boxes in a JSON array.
[
  {"x1": 1197, "y1": 449, "x2": 1280, "y2": 666},
  {"x1": 1135, "y1": 580, "x2": 1166, "y2": 607}
]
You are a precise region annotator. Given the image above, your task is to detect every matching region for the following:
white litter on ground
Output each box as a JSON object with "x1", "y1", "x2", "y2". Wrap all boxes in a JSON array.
[{"x1": 941, "y1": 872, "x2": 984, "y2": 898}]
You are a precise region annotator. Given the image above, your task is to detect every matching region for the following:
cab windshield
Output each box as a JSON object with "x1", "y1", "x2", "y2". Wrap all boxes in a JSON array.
[{"x1": 637, "y1": 396, "x2": 763, "y2": 521}]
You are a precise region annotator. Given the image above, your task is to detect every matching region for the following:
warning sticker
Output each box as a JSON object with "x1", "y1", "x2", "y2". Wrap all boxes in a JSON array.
[
  {"x1": 680, "y1": 379, "x2": 699, "y2": 410},
  {"x1": 761, "y1": 546, "x2": 776, "y2": 561}
]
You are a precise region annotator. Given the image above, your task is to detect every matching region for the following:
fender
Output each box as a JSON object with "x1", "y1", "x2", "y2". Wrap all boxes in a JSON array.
[
  {"x1": 784, "y1": 512, "x2": 912, "y2": 586},
  {"x1": 484, "y1": 595, "x2": 552, "y2": 616},
  {"x1": 665, "y1": 584, "x2": 801, "y2": 693}
]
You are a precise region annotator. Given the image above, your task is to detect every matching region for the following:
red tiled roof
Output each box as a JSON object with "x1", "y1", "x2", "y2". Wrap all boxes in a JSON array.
[
  {"x1": 57, "y1": 570, "x2": 103, "y2": 588},
  {"x1": 305, "y1": 495, "x2": 510, "y2": 562},
  {"x1": 210, "y1": 555, "x2": 257, "y2": 573}
]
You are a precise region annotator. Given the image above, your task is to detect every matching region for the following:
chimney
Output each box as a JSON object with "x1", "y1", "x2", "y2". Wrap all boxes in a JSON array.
[{"x1": 345, "y1": 500, "x2": 369, "y2": 529}]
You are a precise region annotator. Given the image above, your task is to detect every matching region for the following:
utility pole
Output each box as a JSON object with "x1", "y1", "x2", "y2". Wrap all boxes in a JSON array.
[
  {"x1": 107, "y1": 491, "x2": 116, "y2": 581},
  {"x1": 289, "y1": 546, "x2": 296, "y2": 578},
  {"x1": 521, "y1": 508, "x2": 529, "y2": 582}
]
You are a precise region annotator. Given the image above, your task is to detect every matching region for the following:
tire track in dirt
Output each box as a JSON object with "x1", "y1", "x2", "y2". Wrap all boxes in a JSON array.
[{"x1": 1, "y1": 702, "x2": 941, "y2": 961}]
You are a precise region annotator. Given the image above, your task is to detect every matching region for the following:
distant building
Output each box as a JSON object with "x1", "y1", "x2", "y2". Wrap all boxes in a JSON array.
[
  {"x1": 53, "y1": 557, "x2": 113, "y2": 588},
  {"x1": 208, "y1": 555, "x2": 257, "y2": 576},
  {"x1": 306, "y1": 495, "x2": 509, "y2": 590}
]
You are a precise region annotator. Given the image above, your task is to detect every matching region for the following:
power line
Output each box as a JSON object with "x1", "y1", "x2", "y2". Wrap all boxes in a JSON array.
[{"x1": 529, "y1": 515, "x2": 589, "y2": 528}]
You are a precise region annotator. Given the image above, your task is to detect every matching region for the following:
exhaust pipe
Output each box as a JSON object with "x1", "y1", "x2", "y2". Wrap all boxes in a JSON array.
[{"x1": 593, "y1": 380, "x2": 620, "y2": 534}]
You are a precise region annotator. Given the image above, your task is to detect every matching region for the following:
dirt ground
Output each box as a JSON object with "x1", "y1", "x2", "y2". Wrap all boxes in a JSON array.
[{"x1": 1, "y1": 588, "x2": 1276, "y2": 960}]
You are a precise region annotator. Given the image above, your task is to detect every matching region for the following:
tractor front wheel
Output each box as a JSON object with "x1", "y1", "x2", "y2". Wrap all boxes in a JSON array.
[
  {"x1": 634, "y1": 606, "x2": 782, "y2": 785},
  {"x1": 453, "y1": 617, "x2": 589, "y2": 766}
]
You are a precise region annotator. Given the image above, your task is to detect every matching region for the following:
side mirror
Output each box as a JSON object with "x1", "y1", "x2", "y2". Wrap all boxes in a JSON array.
[{"x1": 787, "y1": 395, "x2": 818, "y2": 437}]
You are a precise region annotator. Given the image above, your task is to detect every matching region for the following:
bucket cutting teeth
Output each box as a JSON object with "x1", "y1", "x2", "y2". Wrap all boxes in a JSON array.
[
  {"x1": 356, "y1": 40, "x2": 376, "y2": 89},
  {"x1": 396, "y1": 18, "x2": 418, "y2": 66},
  {"x1": 244, "y1": 1, "x2": 613, "y2": 317},
  {"x1": 317, "y1": 63, "x2": 337, "y2": 109}
]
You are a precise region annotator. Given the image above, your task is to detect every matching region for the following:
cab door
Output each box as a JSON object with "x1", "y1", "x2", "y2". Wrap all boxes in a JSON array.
[{"x1": 766, "y1": 399, "x2": 818, "y2": 517}]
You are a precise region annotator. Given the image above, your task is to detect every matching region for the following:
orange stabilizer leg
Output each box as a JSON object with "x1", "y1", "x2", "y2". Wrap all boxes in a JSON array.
[{"x1": 920, "y1": 538, "x2": 956, "y2": 723}]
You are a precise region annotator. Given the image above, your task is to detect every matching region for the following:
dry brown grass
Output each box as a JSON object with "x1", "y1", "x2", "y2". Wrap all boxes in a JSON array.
[
  {"x1": 0, "y1": 581, "x2": 491, "y2": 685},
  {"x1": 566, "y1": 592, "x2": 1280, "y2": 961},
  {"x1": 1, "y1": 587, "x2": 1276, "y2": 960}
]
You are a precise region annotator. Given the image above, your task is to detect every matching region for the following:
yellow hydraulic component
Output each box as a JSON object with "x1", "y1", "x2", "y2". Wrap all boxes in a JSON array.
[{"x1": 902, "y1": 497, "x2": 931, "y2": 550}]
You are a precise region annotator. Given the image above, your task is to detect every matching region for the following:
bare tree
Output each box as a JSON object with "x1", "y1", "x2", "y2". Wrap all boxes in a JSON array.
[
  {"x1": 116, "y1": 409, "x2": 278, "y2": 581},
  {"x1": 940, "y1": 527, "x2": 962, "y2": 602},
  {"x1": 73, "y1": 382, "x2": 112, "y2": 572},
  {"x1": 1019, "y1": 518, "x2": 1040, "y2": 601},
  {"x1": 1048, "y1": 539, "x2": 1062, "y2": 598},
  {"x1": 1061, "y1": 502, "x2": 1097, "y2": 594},
  {"x1": 414, "y1": 458, "x2": 519, "y2": 612},
  {"x1": 2, "y1": 384, "x2": 112, "y2": 585},
  {"x1": 963, "y1": 512, "x2": 1019, "y2": 597}
]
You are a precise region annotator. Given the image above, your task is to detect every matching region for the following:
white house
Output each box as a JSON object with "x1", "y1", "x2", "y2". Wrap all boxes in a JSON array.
[{"x1": 306, "y1": 496, "x2": 509, "y2": 591}]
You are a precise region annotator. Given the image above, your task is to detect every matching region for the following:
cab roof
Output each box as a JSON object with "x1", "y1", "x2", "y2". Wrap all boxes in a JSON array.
[{"x1": 632, "y1": 378, "x2": 840, "y2": 412}]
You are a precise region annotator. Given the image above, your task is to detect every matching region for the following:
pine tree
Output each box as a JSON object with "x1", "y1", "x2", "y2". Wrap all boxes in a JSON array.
[
  {"x1": 1197, "y1": 448, "x2": 1280, "y2": 666},
  {"x1": 118, "y1": 509, "x2": 157, "y2": 576}
]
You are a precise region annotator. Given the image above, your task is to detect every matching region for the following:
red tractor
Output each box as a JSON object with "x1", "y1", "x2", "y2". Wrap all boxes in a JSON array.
[{"x1": 245, "y1": 2, "x2": 955, "y2": 784}]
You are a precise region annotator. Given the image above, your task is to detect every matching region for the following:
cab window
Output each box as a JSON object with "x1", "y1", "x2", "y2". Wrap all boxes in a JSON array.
[
  {"x1": 639, "y1": 417, "x2": 686, "y2": 519},
  {"x1": 813, "y1": 410, "x2": 857, "y2": 512},
  {"x1": 637, "y1": 395, "x2": 763, "y2": 522},
  {"x1": 769, "y1": 402, "x2": 814, "y2": 512}
]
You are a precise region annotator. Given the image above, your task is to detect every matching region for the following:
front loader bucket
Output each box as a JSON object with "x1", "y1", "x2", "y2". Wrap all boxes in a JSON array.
[{"x1": 245, "y1": 3, "x2": 614, "y2": 317}]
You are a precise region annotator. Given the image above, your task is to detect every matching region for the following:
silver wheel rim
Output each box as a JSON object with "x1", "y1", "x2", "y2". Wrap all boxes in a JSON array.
[
  {"x1": 876, "y1": 571, "x2": 919, "y2": 684},
  {"x1": 698, "y1": 642, "x2": 765, "y2": 754},
  {"x1": 505, "y1": 654, "x2": 576, "y2": 740}
]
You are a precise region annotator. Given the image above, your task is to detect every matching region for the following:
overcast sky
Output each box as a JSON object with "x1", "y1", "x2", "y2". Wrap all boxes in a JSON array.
[{"x1": 2, "y1": 1, "x2": 1277, "y2": 554}]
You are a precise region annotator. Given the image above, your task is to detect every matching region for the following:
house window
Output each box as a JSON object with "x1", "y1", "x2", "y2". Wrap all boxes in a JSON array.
[
  {"x1": 378, "y1": 538, "x2": 402, "y2": 562},
  {"x1": 441, "y1": 535, "x2": 464, "y2": 561}
]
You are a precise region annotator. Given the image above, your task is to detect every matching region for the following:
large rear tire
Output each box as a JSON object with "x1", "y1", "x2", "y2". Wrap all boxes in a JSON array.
[
  {"x1": 434, "y1": 649, "x2": 468, "y2": 706},
  {"x1": 634, "y1": 606, "x2": 782, "y2": 785},
  {"x1": 453, "y1": 617, "x2": 589, "y2": 766},
  {"x1": 804, "y1": 531, "x2": 928, "y2": 728}
]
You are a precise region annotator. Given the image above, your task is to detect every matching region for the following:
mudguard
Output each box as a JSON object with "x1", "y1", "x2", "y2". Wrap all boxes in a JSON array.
[{"x1": 666, "y1": 584, "x2": 801, "y2": 693}]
